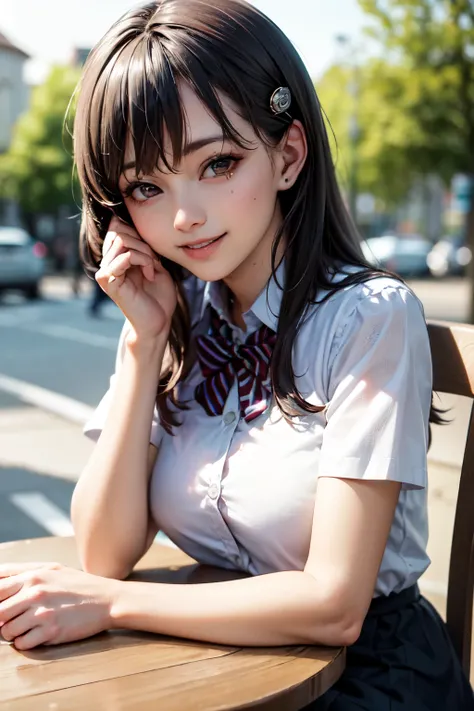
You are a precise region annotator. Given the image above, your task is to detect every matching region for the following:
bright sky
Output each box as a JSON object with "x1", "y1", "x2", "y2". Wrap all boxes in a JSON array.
[{"x1": 0, "y1": 0, "x2": 367, "y2": 84}]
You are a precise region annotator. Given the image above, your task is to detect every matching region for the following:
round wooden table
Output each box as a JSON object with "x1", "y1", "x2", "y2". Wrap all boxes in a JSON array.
[{"x1": 0, "y1": 537, "x2": 345, "y2": 710}]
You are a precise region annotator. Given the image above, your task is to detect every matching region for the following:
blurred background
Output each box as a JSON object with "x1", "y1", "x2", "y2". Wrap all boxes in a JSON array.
[{"x1": 0, "y1": 0, "x2": 473, "y2": 664}]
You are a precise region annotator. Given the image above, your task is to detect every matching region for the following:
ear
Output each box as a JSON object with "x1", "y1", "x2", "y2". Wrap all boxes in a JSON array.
[{"x1": 275, "y1": 120, "x2": 308, "y2": 191}]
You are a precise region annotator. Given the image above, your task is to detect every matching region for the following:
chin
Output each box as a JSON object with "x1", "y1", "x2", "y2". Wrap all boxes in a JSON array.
[{"x1": 183, "y1": 261, "x2": 240, "y2": 283}]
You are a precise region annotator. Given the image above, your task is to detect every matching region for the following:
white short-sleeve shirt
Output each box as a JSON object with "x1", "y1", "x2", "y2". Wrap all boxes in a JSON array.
[{"x1": 84, "y1": 265, "x2": 433, "y2": 596}]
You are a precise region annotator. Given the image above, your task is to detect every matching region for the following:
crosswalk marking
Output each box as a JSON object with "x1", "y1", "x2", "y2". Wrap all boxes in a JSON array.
[
  {"x1": 7, "y1": 491, "x2": 176, "y2": 548},
  {"x1": 9, "y1": 493, "x2": 74, "y2": 537},
  {"x1": 0, "y1": 373, "x2": 93, "y2": 426},
  {"x1": 20, "y1": 324, "x2": 119, "y2": 350}
]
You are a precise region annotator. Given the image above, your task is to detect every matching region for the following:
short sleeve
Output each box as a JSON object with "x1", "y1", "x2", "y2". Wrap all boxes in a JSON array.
[
  {"x1": 83, "y1": 320, "x2": 163, "y2": 448},
  {"x1": 318, "y1": 281, "x2": 432, "y2": 490}
]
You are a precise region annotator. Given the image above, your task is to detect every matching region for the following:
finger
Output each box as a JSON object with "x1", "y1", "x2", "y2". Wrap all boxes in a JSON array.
[
  {"x1": 0, "y1": 562, "x2": 59, "y2": 579},
  {"x1": 102, "y1": 240, "x2": 150, "y2": 273},
  {"x1": 0, "y1": 577, "x2": 23, "y2": 604},
  {"x1": 97, "y1": 252, "x2": 131, "y2": 286},
  {"x1": 101, "y1": 232, "x2": 114, "y2": 258},
  {"x1": 102, "y1": 234, "x2": 154, "y2": 266},
  {"x1": 99, "y1": 250, "x2": 157, "y2": 284},
  {"x1": 142, "y1": 261, "x2": 156, "y2": 282},
  {"x1": 108, "y1": 215, "x2": 137, "y2": 234},
  {"x1": 102, "y1": 221, "x2": 133, "y2": 258},
  {"x1": 13, "y1": 626, "x2": 47, "y2": 651},
  {"x1": 1, "y1": 609, "x2": 35, "y2": 641},
  {"x1": 0, "y1": 592, "x2": 30, "y2": 628}
]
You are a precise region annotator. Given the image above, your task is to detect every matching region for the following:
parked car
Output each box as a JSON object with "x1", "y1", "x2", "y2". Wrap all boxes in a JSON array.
[
  {"x1": 0, "y1": 226, "x2": 47, "y2": 299},
  {"x1": 361, "y1": 234, "x2": 432, "y2": 278},
  {"x1": 427, "y1": 234, "x2": 472, "y2": 278}
]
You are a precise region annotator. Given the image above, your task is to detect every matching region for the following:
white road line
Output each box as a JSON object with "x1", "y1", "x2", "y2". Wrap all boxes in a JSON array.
[
  {"x1": 0, "y1": 311, "x2": 42, "y2": 327},
  {"x1": 19, "y1": 324, "x2": 118, "y2": 350},
  {"x1": 0, "y1": 374, "x2": 93, "y2": 425},
  {"x1": 9, "y1": 493, "x2": 74, "y2": 537}
]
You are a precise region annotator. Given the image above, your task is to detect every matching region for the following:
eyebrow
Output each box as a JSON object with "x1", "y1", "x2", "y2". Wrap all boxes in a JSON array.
[{"x1": 122, "y1": 134, "x2": 226, "y2": 173}]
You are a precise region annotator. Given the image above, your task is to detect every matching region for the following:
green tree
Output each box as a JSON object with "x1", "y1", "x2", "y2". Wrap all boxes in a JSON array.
[
  {"x1": 317, "y1": 59, "x2": 423, "y2": 208},
  {"x1": 358, "y1": 0, "x2": 474, "y2": 314},
  {"x1": 0, "y1": 65, "x2": 80, "y2": 218},
  {"x1": 359, "y1": 0, "x2": 473, "y2": 179}
]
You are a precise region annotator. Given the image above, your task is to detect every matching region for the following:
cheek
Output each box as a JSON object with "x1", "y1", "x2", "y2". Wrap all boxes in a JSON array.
[
  {"x1": 126, "y1": 205, "x2": 168, "y2": 249},
  {"x1": 228, "y1": 165, "x2": 276, "y2": 218}
]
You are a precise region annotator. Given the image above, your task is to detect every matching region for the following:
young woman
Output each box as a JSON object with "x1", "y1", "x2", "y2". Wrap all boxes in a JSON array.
[{"x1": 0, "y1": 1, "x2": 472, "y2": 708}]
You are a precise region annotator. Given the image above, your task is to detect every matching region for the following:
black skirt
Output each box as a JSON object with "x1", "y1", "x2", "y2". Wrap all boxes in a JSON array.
[{"x1": 305, "y1": 584, "x2": 474, "y2": 710}]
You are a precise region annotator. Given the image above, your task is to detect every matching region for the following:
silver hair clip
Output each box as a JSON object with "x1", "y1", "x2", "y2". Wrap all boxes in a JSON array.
[{"x1": 270, "y1": 86, "x2": 292, "y2": 115}]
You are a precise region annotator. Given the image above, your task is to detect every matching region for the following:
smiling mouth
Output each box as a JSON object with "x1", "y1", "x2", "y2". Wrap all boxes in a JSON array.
[{"x1": 181, "y1": 233, "x2": 226, "y2": 250}]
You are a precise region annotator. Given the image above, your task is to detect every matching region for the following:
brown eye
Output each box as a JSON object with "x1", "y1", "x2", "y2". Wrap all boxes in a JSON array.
[
  {"x1": 123, "y1": 182, "x2": 161, "y2": 203},
  {"x1": 202, "y1": 155, "x2": 241, "y2": 179}
]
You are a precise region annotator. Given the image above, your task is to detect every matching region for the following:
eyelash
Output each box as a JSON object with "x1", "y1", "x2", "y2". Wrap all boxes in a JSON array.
[{"x1": 122, "y1": 153, "x2": 243, "y2": 205}]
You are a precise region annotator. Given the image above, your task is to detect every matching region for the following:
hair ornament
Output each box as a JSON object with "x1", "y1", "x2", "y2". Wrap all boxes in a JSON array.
[{"x1": 270, "y1": 86, "x2": 292, "y2": 115}]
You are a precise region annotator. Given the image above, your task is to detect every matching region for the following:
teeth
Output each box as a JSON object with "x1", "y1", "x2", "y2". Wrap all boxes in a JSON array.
[{"x1": 186, "y1": 238, "x2": 216, "y2": 250}]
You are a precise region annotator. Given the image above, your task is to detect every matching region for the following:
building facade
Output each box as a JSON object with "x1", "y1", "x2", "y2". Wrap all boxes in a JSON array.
[
  {"x1": 0, "y1": 31, "x2": 29, "y2": 152},
  {"x1": 0, "y1": 31, "x2": 29, "y2": 224}
]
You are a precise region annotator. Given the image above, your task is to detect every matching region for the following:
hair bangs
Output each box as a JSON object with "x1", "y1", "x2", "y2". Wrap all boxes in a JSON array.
[
  {"x1": 126, "y1": 34, "x2": 186, "y2": 178},
  {"x1": 85, "y1": 29, "x2": 258, "y2": 214}
]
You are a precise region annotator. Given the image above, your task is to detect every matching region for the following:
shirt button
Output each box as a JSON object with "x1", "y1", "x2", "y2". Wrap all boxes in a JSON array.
[
  {"x1": 223, "y1": 411, "x2": 237, "y2": 425},
  {"x1": 208, "y1": 483, "x2": 219, "y2": 499}
]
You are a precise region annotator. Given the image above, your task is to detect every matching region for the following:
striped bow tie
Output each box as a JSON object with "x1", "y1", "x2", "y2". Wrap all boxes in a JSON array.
[{"x1": 195, "y1": 308, "x2": 276, "y2": 423}]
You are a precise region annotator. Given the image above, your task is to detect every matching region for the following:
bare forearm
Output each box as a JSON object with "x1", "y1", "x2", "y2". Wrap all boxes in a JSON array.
[
  {"x1": 72, "y1": 333, "x2": 166, "y2": 577},
  {"x1": 110, "y1": 571, "x2": 358, "y2": 647}
]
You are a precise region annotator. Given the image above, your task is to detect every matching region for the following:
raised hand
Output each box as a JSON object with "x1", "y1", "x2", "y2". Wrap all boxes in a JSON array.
[{"x1": 95, "y1": 217, "x2": 177, "y2": 341}]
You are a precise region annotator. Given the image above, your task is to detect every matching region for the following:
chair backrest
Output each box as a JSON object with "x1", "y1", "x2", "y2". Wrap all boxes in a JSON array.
[{"x1": 427, "y1": 320, "x2": 474, "y2": 678}]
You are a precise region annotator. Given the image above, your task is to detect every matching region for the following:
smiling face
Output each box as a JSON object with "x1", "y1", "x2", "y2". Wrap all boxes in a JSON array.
[{"x1": 118, "y1": 83, "x2": 288, "y2": 301}]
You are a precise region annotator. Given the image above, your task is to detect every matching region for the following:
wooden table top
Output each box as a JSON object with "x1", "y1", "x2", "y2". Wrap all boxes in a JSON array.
[{"x1": 0, "y1": 537, "x2": 346, "y2": 711}]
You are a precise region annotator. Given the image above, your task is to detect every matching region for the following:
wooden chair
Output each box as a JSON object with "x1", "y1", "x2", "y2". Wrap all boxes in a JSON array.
[{"x1": 427, "y1": 320, "x2": 474, "y2": 679}]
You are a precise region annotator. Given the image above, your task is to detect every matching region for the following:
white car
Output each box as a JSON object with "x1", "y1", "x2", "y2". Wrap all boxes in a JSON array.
[
  {"x1": 0, "y1": 226, "x2": 47, "y2": 299},
  {"x1": 361, "y1": 234, "x2": 431, "y2": 278}
]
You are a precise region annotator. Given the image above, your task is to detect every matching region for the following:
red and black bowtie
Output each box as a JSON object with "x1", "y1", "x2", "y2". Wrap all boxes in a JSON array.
[{"x1": 195, "y1": 308, "x2": 276, "y2": 423}]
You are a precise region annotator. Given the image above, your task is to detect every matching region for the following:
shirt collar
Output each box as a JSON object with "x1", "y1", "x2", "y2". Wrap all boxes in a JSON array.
[{"x1": 200, "y1": 260, "x2": 285, "y2": 332}]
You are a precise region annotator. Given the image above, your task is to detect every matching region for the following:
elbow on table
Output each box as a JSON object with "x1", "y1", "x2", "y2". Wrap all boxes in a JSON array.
[
  {"x1": 77, "y1": 547, "x2": 132, "y2": 581},
  {"x1": 83, "y1": 560, "x2": 131, "y2": 581},
  {"x1": 331, "y1": 618, "x2": 363, "y2": 648},
  {"x1": 308, "y1": 615, "x2": 362, "y2": 648},
  {"x1": 305, "y1": 577, "x2": 365, "y2": 648}
]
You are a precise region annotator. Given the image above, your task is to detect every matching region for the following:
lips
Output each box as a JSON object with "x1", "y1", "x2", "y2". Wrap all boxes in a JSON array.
[
  {"x1": 180, "y1": 232, "x2": 228, "y2": 261},
  {"x1": 180, "y1": 233, "x2": 226, "y2": 250}
]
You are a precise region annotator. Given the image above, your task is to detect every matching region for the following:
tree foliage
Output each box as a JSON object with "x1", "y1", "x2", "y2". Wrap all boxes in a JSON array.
[
  {"x1": 317, "y1": 59, "x2": 423, "y2": 206},
  {"x1": 0, "y1": 65, "x2": 80, "y2": 215},
  {"x1": 318, "y1": 0, "x2": 474, "y2": 209},
  {"x1": 358, "y1": 0, "x2": 474, "y2": 180}
]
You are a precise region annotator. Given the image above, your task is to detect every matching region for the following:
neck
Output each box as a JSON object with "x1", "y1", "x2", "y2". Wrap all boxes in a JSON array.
[{"x1": 223, "y1": 205, "x2": 285, "y2": 320}]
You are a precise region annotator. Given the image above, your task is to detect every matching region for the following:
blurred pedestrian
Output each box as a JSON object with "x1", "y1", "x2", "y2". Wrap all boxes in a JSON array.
[
  {"x1": 88, "y1": 278, "x2": 109, "y2": 317},
  {"x1": 71, "y1": 239, "x2": 84, "y2": 297}
]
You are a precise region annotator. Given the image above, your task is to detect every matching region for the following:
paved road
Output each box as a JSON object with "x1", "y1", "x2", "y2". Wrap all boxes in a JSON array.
[
  {"x1": 408, "y1": 277, "x2": 470, "y2": 322},
  {"x1": 0, "y1": 274, "x2": 469, "y2": 613},
  {"x1": 0, "y1": 282, "x2": 118, "y2": 544},
  {"x1": 0, "y1": 281, "x2": 122, "y2": 409}
]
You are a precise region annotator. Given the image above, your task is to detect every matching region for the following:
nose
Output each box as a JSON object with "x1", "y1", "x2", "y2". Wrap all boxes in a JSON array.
[{"x1": 173, "y1": 193, "x2": 207, "y2": 233}]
